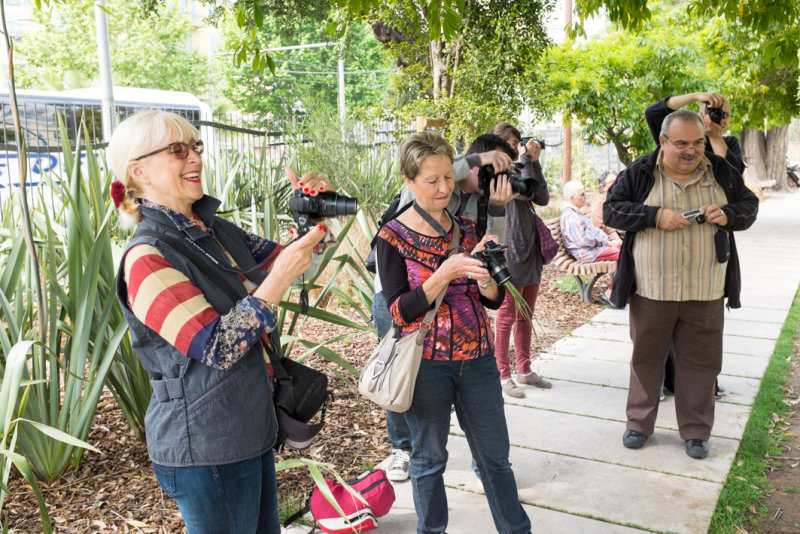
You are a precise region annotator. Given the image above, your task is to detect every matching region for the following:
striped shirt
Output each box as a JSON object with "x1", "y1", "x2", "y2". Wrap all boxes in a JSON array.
[
  {"x1": 632, "y1": 153, "x2": 728, "y2": 301},
  {"x1": 124, "y1": 200, "x2": 281, "y2": 370}
]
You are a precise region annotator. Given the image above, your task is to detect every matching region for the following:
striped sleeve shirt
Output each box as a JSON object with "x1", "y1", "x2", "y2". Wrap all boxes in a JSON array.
[
  {"x1": 124, "y1": 206, "x2": 282, "y2": 370},
  {"x1": 632, "y1": 153, "x2": 728, "y2": 301}
]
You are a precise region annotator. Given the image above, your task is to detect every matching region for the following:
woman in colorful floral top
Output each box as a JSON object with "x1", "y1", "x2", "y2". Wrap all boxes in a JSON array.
[
  {"x1": 109, "y1": 110, "x2": 329, "y2": 534},
  {"x1": 375, "y1": 131, "x2": 531, "y2": 534}
]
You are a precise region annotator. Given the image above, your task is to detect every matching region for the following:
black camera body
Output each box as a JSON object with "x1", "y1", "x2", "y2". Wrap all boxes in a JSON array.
[
  {"x1": 706, "y1": 106, "x2": 726, "y2": 125},
  {"x1": 470, "y1": 240, "x2": 512, "y2": 286},
  {"x1": 520, "y1": 137, "x2": 546, "y2": 150},
  {"x1": 477, "y1": 164, "x2": 537, "y2": 198},
  {"x1": 288, "y1": 190, "x2": 358, "y2": 235}
]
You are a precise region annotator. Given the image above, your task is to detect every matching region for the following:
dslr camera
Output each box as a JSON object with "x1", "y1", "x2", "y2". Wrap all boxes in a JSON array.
[
  {"x1": 470, "y1": 240, "x2": 512, "y2": 286},
  {"x1": 478, "y1": 164, "x2": 537, "y2": 199},
  {"x1": 705, "y1": 106, "x2": 728, "y2": 125},
  {"x1": 520, "y1": 137, "x2": 546, "y2": 150},
  {"x1": 288, "y1": 190, "x2": 358, "y2": 236}
]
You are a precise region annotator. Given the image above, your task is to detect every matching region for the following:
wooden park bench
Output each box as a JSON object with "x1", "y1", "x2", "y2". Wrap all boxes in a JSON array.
[{"x1": 544, "y1": 217, "x2": 617, "y2": 303}]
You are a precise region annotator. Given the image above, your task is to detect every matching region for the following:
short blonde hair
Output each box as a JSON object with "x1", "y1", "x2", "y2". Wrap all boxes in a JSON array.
[
  {"x1": 107, "y1": 111, "x2": 199, "y2": 229},
  {"x1": 399, "y1": 131, "x2": 454, "y2": 180}
]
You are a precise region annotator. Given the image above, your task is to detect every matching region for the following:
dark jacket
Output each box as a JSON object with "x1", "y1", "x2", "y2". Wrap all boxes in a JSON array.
[
  {"x1": 116, "y1": 196, "x2": 277, "y2": 466},
  {"x1": 603, "y1": 149, "x2": 758, "y2": 309},
  {"x1": 504, "y1": 157, "x2": 550, "y2": 286},
  {"x1": 645, "y1": 97, "x2": 744, "y2": 174}
]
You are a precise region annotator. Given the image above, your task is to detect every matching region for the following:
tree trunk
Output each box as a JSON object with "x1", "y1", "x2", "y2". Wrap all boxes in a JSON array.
[
  {"x1": 430, "y1": 40, "x2": 446, "y2": 102},
  {"x1": 741, "y1": 127, "x2": 768, "y2": 185},
  {"x1": 766, "y1": 125, "x2": 790, "y2": 192},
  {"x1": 742, "y1": 126, "x2": 790, "y2": 191}
]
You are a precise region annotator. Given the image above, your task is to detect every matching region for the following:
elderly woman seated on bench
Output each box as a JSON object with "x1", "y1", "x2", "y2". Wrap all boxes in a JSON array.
[{"x1": 560, "y1": 180, "x2": 621, "y2": 306}]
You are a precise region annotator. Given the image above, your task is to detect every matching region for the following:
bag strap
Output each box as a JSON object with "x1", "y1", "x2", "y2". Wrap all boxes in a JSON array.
[{"x1": 135, "y1": 228, "x2": 247, "y2": 300}]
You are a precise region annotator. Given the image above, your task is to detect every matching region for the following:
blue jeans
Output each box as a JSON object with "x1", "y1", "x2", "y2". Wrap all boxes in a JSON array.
[
  {"x1": 373, "y1": 291, "x2": 412, "y2": 452},
  {"x1": 152, "y1": 449, "x2": 280, "y2": 534},
  {"x1": 404, "y1": 353, "x2": 531, "y2": 534}
]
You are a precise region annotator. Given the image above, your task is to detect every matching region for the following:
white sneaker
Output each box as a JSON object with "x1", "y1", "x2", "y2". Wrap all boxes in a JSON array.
[{"x1": 385, "y1": 449, "x2": 410, "y2": 481}]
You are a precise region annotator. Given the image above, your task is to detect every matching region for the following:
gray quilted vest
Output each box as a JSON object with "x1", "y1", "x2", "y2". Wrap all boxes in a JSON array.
[{"x1": 115, "y1": 196, "x2": 277, "y2": 466}]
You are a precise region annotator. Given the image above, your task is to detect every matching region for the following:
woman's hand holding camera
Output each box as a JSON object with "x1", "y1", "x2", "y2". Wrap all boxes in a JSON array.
[
  {"x1": 286, "y1": 166, "x2": 331, "y2": 197},
  {"x1": 252, "y1": 168, "x2": 331, "y2": 304}
]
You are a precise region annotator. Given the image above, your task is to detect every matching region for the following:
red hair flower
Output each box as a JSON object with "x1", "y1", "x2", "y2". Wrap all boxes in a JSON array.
[{"x1": 110, "y1": 181, "x2": 125, "y2": 208}]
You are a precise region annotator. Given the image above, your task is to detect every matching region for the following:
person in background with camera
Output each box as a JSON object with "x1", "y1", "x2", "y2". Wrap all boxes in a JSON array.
[
  {"x1": 560, "y1": 180, "x2": 621, "y2": 308},
  {"x1": 373, "y1": 143, "x2": 515, "y2": 482},
  {"x1": 645, "y1": 92, "x2": 743, "y2": 174},
  {"x1": 488, "y1": 122, "x2": 553, "y2": 397},
  {"x1": 376, "y1": 131, "x2": 531, "y2": 534},
  {"x1": 109, "y1": 111, "x2": 331, "y2": 533},
  {"x1": 604, "y1": 110, "x2": 758, "y2": 460}
]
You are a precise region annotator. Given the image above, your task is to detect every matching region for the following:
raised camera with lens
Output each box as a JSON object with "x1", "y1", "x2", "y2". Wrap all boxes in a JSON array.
[
  {"x1": 478, "y1": 164, "x2": 537, "y2": 198},
  {"x1": 520, "y1": 137, "x2": 546, "y2": 150},
  {"x1": 470, "y1": 240, "x2": 512, "y2": 286},
  {"x1": 289, "y1": 190, "x2": 358, "y2": 235},
  {"x1": 705, "y1": 106, "x2": 727, "y2": 125}
]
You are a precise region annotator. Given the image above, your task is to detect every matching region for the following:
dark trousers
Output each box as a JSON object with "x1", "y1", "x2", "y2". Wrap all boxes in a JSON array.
[{"x1": 627, "y1": 295, "x2": 724, "y2": 440}]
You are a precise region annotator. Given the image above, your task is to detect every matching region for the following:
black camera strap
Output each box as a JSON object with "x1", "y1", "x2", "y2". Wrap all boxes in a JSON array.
[
  {"x1": 476, "y1": 195, "x2": 488, "y2": 238},
  {"x1": 413, "y1": 201, "x2": 452, "y2": 239}
]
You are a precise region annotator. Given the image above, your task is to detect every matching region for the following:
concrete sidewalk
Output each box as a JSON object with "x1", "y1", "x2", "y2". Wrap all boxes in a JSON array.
[{"x1": 368, "y1": 192, "x2": 800, "y2": 533}]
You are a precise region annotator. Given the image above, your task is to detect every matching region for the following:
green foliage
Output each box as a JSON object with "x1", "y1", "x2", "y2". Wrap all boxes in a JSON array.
[
  {"x1": 369, "y1": 0, "x2": 555, "y2": 143},
  {"x1": 552, "y1": 275, "x2": 580, "y2": 294},
  {"x1": 539, "y1": 5, "x2": 711, "y2": 164},
  {"x1": 700, "y1": 16, "x2": 800, "y2": 129},
  {"x1": 17, "y1": 0, "x2": 209, "y2": 93},
  {"x1": 216, "y1": 14, "x2": 395, "y2": 117},
  {"x1": 711, "y1": 290, "x2": 799, "y2": 532}
]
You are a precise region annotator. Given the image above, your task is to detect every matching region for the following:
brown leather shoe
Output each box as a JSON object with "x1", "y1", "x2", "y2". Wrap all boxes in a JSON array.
[{"x1": 517, "y1": 372, "x2": 552, "y2": 389}]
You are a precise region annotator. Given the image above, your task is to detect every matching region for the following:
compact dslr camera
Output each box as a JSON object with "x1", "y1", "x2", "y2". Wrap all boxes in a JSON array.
[
  {"x1": 288, "y1": 190, "x2": 359, "y2": 236},
  {"x1": 477, "y1": 164, "x2": 537, "y2": 199},
  {"x1": 520, "y1": 137, "x2": 546, "y2": 150},
  {"x1": 470, "y1": 240, "x2": 512, "y2": 286},
  {"x1": 682, "y1": 209, "x2": 706, "y2": 224},
  {"x1": 705, "y1": 106, "x2": 727, "y2": 125}
]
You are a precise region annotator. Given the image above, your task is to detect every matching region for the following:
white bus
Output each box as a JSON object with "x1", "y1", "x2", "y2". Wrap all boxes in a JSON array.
[{"x1": 0, "y1": 86, "x2": 212, "y2": 189}]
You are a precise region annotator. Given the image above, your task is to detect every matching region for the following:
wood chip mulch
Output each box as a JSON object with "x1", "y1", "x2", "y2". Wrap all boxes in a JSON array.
[{"x1": 1, "y1": 265, "x2": 605, "y2": 532}]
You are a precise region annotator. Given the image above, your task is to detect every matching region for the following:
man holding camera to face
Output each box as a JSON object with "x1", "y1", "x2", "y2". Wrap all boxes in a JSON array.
[
  {"x1": 604, "y1": 109, "x2": 758, "y2": 460},
  {"x1": 645, "y1": 92, "x2": 744, "y2": 174}
]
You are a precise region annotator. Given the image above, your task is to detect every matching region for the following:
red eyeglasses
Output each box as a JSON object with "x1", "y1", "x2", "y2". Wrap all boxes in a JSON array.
[{"x1": 134, "y1": 140, "x2": 204, "y2": 161}]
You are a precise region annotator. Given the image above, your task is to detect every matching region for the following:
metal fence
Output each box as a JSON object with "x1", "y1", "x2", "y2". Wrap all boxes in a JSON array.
[{"x1": 0, "y1": 99, "x2": 410, "y2": 211}]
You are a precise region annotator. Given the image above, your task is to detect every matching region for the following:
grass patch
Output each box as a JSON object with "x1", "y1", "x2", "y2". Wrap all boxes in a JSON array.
[
  {"x1": 785, "y1": 486, "x2": 800, "y2": 494},
  {"x1": 552, "y1": 275, "x2": 580, "y2": 294},
  {"x1": 710, "y1": 288, "x2": 800, "y2": 532}
]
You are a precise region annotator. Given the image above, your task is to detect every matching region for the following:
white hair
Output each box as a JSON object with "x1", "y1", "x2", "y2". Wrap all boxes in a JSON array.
[{"x1": 562, "y1": 180, "x2": 585, "y2": 200}]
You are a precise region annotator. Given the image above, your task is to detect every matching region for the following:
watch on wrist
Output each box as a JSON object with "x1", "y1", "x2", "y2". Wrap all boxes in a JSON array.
[{"x1": 479, "y1": 279, "x2": 494, "y2": 289}]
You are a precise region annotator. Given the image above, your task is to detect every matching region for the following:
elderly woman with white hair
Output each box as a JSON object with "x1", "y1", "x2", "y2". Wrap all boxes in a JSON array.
[
  {"x1": 560, "y1": 180, "x2": 621, "y2": 306},
  {"x1": 108, "y1": 110, "x2": 331, "y2": 533}
]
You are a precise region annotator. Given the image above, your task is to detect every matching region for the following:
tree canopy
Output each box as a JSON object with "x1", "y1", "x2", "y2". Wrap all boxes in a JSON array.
[
  {"x1": 215, "y1": 14, "x2": 394, "y2": 119},
  {"x1": 17, "y1": 0, "x2": 209, "y2": 94}
]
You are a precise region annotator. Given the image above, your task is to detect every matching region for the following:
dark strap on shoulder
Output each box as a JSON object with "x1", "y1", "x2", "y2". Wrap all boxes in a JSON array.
[
  {"x1": 135, "y1": 228, "x2": 247, "y2": 300},
  {"x1": 413, "y1": 202, "x2": 455, "y2": 238}
]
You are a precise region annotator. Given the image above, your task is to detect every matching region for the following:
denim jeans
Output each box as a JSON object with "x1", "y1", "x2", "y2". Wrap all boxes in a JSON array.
[
  {"x1": 404, "y1": 353, "x2": 531, "y2": 534},
  {"x1": 152, "y1": 449, "x2": 280, "y2": 534},
  {"x1": 373, "y1": 291, "x2": 412, "y2": 452}
]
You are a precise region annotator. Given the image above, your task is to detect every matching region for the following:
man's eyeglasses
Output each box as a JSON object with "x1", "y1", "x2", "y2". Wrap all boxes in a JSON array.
[
  {"x1": 135, "y1": 140, "x2": 204, "y2": 161},
  {"x1": 663, "y1": 136, "x2": 705, "y2": 150}
]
